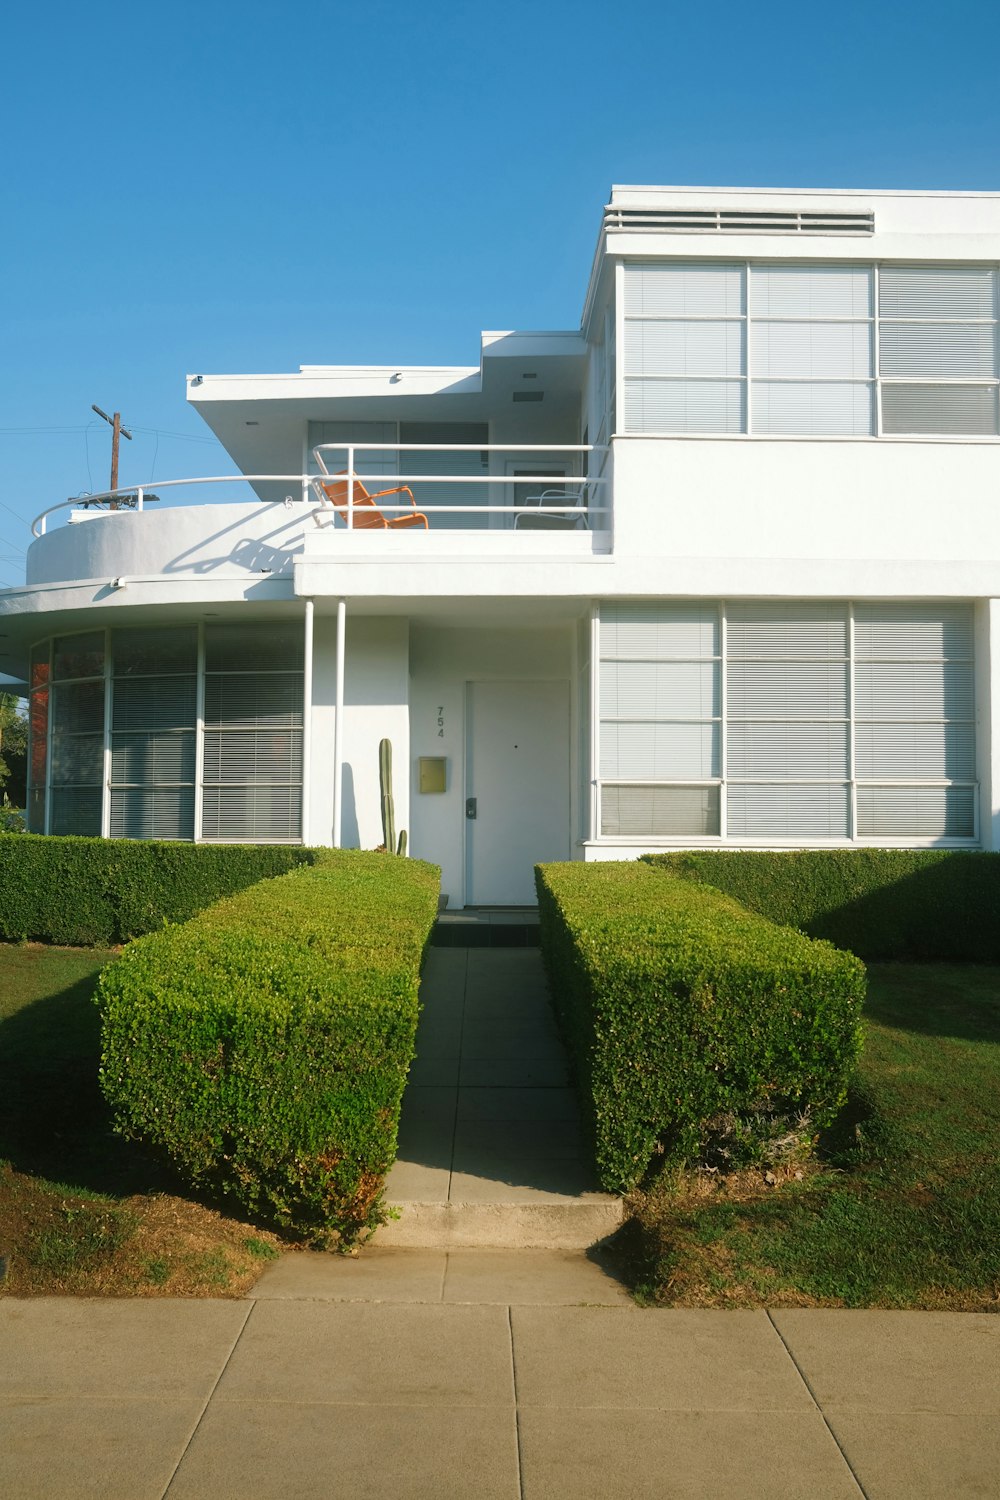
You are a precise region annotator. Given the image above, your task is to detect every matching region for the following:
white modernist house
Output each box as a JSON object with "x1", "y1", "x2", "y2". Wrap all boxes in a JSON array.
[{"x1": 4, "y1": 185, "x2": 1000, "y2": 906}]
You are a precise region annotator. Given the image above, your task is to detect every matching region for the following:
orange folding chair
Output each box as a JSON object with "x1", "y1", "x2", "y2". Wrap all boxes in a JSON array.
[{"x1": 320, "y1": 471, "x2": 429, "y2": 529}]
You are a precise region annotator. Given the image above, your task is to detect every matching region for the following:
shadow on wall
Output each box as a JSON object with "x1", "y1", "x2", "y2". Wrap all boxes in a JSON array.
[
  {"x1": 160, "y1": 502, "x2": 320, "y2": 577},
  {"x1": 340, "y1": 763, "x2": 361, "y2": 850}
]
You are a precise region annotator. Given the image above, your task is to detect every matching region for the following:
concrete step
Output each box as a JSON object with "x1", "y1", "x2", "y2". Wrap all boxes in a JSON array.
[{"x1": 377, "y1": 1197, "x2": 623, "y2": 1250}]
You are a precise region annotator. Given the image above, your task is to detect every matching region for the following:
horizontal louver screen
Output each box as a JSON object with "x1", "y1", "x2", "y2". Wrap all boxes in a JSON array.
[
  {"x1": 856, "y1": 786, "x2": 975, "y2": 838},
  {"x1": 52, "y1": 680, "x2": 104, "y2": 735},
  {"x1": 624, "y1": 263, "x2": 745, "y2": 317},
  {"x1": 751, "y1": 321, "x2": 872, "y2": 378},
  {"x1": 113, "y1": 676, "x2": 196, "y2": 732},
  {"x1": 50, "y1": 787, "x2": 102, "y2": 836},
  {"x1": 752, "y1": 382, "x2": 873, "y2": 435},
  {"x1": 854, "y1": 603, "x2": 974, "y2": 659},
  {"x1": 201, "y1": 786, "x2": 301, "y2": 841},
  {"x1": 878, "y1": 267, "x2": 997, "y2": 319},
  {"x1": 880, "y1": 384, "x2": 998, "y2": 435},
  {"x1": 855, "y1": 723, "x2": 975, "y2": 780},
  {"x1": 750, "y1": 265, "x2": 872, "y2": 318},
  {"x1": 204, "y1": 676, "x2": 303, "y2": 728},
  {"x1": 602, "y1": 785, "x2": 720, "y2": 836},
  {"x1": 51, "y1": 733, "x2": 103, "y2": 785},
  {"x1": 728, "y1": 722, "x2": 850, "y2": 778},
  {"x1": 596, "y1": 602, "x2": 975, "y2": 845},
  {"x1": 600, "y1": 660, "x2": 718, "y2": 718},
  {"x1": 855, "y1": 662, "x2": 974, "y2": 720},
  {"x1": 203, "y1": 730, "x2": 303, "y2": 783},
  {"x1": 601, "y1": 603, "x2": 719, "y2": 658},
  {"x1": 880, "y1": 322, "x2": 996, "y2": 378},
  {"x1": 625, "y1": 321, "x2": 744, "y2": 377},
  {"x1": 111, "y1": 731, "x2": 195, "y2": 785},
  {"x1": 727, "y1": 783, "x2": 850, "y2": 837},
  {"x1": 728, "y1": 661, "x2": 849, "y2": 718},
  {"x1": 624, "y1": 378, "x2": 745, "y2": 433},
  {"x1": 601, "y1": 722, "x2": 718, "y2": 779},
  {"x1": 110, "y1": 788, "x2": 195, "y2": 841}
]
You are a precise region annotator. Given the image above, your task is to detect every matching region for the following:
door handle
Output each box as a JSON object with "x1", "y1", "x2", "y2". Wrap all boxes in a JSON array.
[{"x1": 466, "y1": 797, "x2": 477, "y2": 820}]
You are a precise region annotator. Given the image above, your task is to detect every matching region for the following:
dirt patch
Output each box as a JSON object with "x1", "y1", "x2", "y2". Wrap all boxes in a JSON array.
[{"x1": 0, "y1": 1163, "x2": 288, "y2": 1297}]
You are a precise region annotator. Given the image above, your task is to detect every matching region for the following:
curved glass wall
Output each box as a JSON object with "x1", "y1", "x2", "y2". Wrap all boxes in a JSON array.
[{"x1": 27, "y1": 622, "x2": 304, "y2": 842}]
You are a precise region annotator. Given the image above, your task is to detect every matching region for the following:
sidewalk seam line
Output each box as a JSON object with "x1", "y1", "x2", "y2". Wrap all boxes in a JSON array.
[
  {"x1": 159, "y1": 1299, "x2": 257, "y2": 1499},
  {"x1": 766, "y1": 1311, "x2": 870, "y2": 1500},
  {"x1": 508, "y1": 1304, "x2": 526, "y2": 1500}
]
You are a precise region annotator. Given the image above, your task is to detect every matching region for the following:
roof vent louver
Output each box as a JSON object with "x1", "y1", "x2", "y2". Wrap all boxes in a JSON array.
[{"x1": 604, "y1": 206, "x2": 875, "y2": 236}]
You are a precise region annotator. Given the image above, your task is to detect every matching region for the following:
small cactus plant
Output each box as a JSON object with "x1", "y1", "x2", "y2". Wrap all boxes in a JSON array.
[{"x1": 379, "y1": 738, "x2": 408, "y2": 855}]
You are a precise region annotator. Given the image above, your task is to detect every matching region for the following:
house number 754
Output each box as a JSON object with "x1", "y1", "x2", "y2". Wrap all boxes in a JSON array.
[{"x1": 437, "y1": 707, "x2": 445, "y2": 738}]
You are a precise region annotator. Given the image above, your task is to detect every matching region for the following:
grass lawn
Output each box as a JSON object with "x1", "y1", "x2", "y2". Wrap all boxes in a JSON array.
[
  {"x1": 0, "y1": 943, "x2": 283, "y2": 1297},
  {"x1": 622, "y1": 963, "x2": 1000, "y2": 1310}
]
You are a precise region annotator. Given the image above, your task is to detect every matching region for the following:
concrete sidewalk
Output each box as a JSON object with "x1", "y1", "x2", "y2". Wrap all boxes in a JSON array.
[
  {"x1": 3, "y1": 1255, "x2": 1000, "y2": 1499},
  {"x1": 381, "y1": 947, "x2": 621, "y2": 1247}
]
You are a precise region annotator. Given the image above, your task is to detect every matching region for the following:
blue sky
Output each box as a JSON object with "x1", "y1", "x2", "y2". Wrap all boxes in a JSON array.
[{"x1": 1, "y1": 0, "x2": 998, "y2": 583}]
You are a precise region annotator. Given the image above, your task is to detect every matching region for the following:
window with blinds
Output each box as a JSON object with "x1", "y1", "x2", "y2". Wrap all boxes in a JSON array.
[
  {"x1": 48, "y1": 632, "x2": 105, "y2": 836},
  {"x1": 749, "y1": 266, "x2": 874, "y2": 435},
  {"x1": 201, "y1": 623, "x2": 304, "y2": 841},
  {"x1": 878, "y1": 267, "x2": 999, "y2": 435},
  {"x1": 623, "y1": 263, "x2": 746, "y2": 434},
  {"x1": 110, "y1": 628, "x2": 197, "y2": 840},
  {"x1": 599, "y1": 602, "x2": 721, "y2": 835},
  {"x1": 597, "y1": 601, "x2": 976, "y2": 842},
  {"x1": 621, "y1": 260, "x2": 999, "y2": 437},
  {"x1": 28, "y1": 623, "x2": 306, "y2": 843}
]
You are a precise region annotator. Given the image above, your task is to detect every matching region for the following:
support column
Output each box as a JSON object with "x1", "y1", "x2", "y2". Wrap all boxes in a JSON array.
[
  {"x1": 332, "y1": 598, "x2": 346, "y2": 848},
  {"x1": 302, "y1": 599, "x2": 314, "y2": 845}
]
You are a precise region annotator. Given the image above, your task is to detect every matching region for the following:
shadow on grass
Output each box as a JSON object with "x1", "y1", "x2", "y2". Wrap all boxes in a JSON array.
[
  {"x1": 862, "y1": 963, "x2": 1000, "y2": 1045},
  {"x1": 0, "y1": 974, "x2": 182, "y2": 1199}
]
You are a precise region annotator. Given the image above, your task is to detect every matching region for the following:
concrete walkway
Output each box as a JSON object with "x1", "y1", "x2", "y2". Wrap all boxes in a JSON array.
[
  {"x1": 380, "y1": 947, "x2": 621, "y2": 1247},
  {"x1": 3, "y1": 1270, "x2": 1000, "y2": 1499}
]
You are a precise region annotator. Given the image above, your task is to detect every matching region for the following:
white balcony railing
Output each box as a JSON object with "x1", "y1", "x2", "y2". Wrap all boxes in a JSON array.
[{"x1": 32, "y1": 444, "x2": 610, "y2": 539}]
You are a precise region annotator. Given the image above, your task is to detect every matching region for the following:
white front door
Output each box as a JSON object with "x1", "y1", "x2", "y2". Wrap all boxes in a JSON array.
[{"x1": 465, "y1": 680, "x2": 570, "y2": 905}]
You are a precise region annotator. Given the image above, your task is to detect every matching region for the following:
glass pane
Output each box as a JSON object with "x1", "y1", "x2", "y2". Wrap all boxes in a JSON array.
[
  {"x1": 52, "y1": 679, "x2": 105, "y2": 735},
  {"x1": 113, "y1": 675, "x2": 196, "y2": 733},
  {"x1": 727, "y1": 602, "x2": 849, "y2": 658},
  {"x1": 600, "y1": 722, "x2": 719, "y2": 779},
  {"x1": 728, "y1": 660, "x2": 848, "y2": 719},
  {"x1": 856, "y1": 785, "x2": 975, "y2": 838},
  {"x1": 751, "y1": 322, "x2": 872, "y2": 379},
  {"x1": 881, "y1": 383, "x2": 998, "y2": 435},
  {"x1": 50, "y1": 787, "x2": 102, "y2": 836},
  {"x1": 625, "y1": 320, "x2": 744, "y2": 378},
  {"x1": 854, "y1": 604, "x2": 974, "y2": 660},
  {"x1": 53, "y1": 632, "x2": 104, "y2": 680},
  {"x1": 205, "y1": 624, "x2": 304, "y2": 673},
  {"x1": 601, "y1": 603, "x2": 719, "y2": 659},
  {"x1": 878, "y1": 266, "x2": 996, "y2": 320},
  {"x1": 600, "y1": 784, "x2": 720, "y2": 837},
  {"x1": 110, "y1": 787, "x2": 195, "y2": 841},
  {"x1": 29, "y1": 689, "x2": 48, "y2": 786},
  {"x1": 879, "y1": 322, "x2": 997, "y2": 379},
  {"x1": 601, "y1": 660, "x2": 719, "y2": 719},
  {"x1": 855, "y1": 722, "x2": 976, "y2": 780},
  {"x1": 113, "y1": 627, "x2": 198, "y2": 676},
  {"x1": 624, "y1": 262, "x2": 745, "y2": 317},
  {"x1": 854, "y1": 661, "x2": 974, "y2": 721},
  {"x1": 202, "y1": 729, "x2": 303, "y2": 783},
  {"x1": 624, "y1": 378, "x2": 745, "y2": 434},
  {"x1": 752, "y1": 381, "x2": 874, "y2": 435},
  {"x1": 201, "y1": 785, "x2": 301, "y2": 841},
  {"x1": 27, "y1": 787, "x2": 45, "y2": 834},
  {"x1": 728, "y1": 721, "x2": 850, "y2": 779},
  {"x1": 726, "y1": 782, "x2": 850, "y2": 838},
  {"x1": 204, "y1": 675, "x2": 303, "y2": 728},
  {"x1": 30, "y1": 642, "x2": 50, "y2": 691},
  {"x1": 111, "y1": 730, "x2": 196, "y2": 785},
  {"x1": 751, "y1": 264, "x2": 872, "y2": 319},
  {"x1": 51, "y1": 732, "x2": 104, "y2": 786}
]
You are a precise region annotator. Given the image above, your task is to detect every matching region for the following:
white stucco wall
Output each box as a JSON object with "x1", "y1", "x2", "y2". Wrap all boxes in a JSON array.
[{"x1": 308, "y1": 615, "x2": 409, "y2": 850}]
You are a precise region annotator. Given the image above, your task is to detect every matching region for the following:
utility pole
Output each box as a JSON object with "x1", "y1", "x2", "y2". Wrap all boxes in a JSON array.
[{"x1": 92, "y1": 405, "x2": 132, "y2": 510}]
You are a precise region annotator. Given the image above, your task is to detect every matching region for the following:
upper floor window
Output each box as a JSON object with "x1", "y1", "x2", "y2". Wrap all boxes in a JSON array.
[{"x1": 622, "y1": 261, "x2": 999, "y2": 438}]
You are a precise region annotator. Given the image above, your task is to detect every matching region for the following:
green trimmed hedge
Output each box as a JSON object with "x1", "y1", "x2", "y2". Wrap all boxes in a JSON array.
[
  {"x1": 642, "y1": 850, "x2": 1000, "y2": 961},
  {"x1": 97, "y1": 851, "x2": 440, "y2": 1243},
  {"x1": 0, "y1": 835, "x2": 315, "y2": 945},
  {"x1": 536, "y1": 861, "x2": 866, "y2": 1193}
]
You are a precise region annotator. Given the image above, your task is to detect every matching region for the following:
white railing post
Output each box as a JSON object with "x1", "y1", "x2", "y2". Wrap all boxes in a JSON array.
[
  {"x1": 332, "y1": 598, "x2": 347, "y2": 846},
  {"x1": 346, "y1": 446, "x2": 354, "y2": 530},
  {"x1": 136, "y1": 486, "x2": 144, "y2": 512}
]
